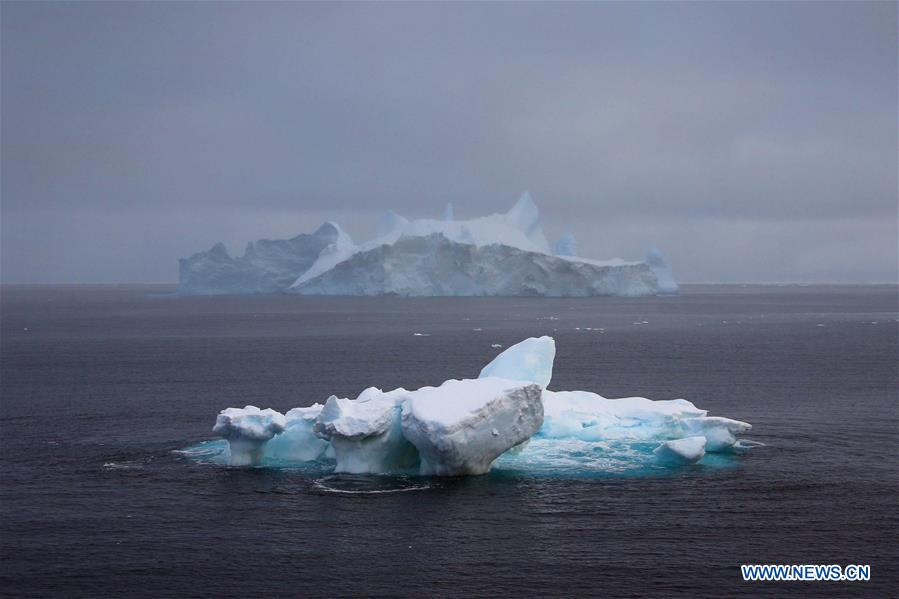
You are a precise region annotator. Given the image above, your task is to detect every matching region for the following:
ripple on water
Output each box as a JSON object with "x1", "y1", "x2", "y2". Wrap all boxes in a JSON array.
[{"x1": 312, "y1": 474, "x2": 433, "y2": 495}]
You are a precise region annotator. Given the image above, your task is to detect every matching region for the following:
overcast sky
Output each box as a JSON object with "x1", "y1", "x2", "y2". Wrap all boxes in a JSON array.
[{"x1": 2, "y1": 2, "x2": 896, "y2": 283}]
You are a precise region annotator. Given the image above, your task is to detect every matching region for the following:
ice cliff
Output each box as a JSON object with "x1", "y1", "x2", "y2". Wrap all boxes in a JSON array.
[
  {"x1": 179, "y1": 222, "x2": 351, "y2": 294},
  {"x1": 178, "y1": 193, "x2": 677, "y2": 297},
  {"x1": 645, "y1": 247, "x2": 679, "y2": 295},
  {"x1": 205, "y1": 337, "x2": 757, "y2": 475}
]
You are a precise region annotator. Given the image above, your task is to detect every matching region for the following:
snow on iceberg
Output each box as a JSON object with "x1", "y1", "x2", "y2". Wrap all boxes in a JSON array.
[
  {"x1": 348, "y1": 191, "x2": 552, "y2": 255},
  {"x1": 653, "y1": 436, "x2": 707, "y2": 465},
  {"x1": 212, "y1": 406, "x2": 287, "y2": 466},
  {"x1": 537, "y1": 391, "x2": 751, "y2": 453},
  {"x1": 291, "y1": 234, "x2": 657, "y2": 297},
  {"x1": 178, "y1": 192, "x2": 677, "y2": 296},
  {"x1": 684, "y1": 415, "x2": 752, "y2": 452},
  {"x1": 202, "y1": 337, "x2": 755, "y2": 475},
  {"x1": 401, "y1": 378, "x2": 544, "y2": 475},
  {"x1": 290, "y1": 224, "x2": 356, "y2": 287},
  {"x1": 179, "y1": 222, "x2": 351, "y2": 294},
  {"x1": 312, "y1": 388, "x2": 419, "y2": 474}
]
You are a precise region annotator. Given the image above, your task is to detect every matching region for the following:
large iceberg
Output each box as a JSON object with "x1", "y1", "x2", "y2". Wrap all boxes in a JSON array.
[
  {"x1": 291, "y1": 234, "x2": 656, "y2": 297},
  {"x1": 179, "y1": 222, "x2": 352, "y2": 294},
  {"x1": 645, "y1": 247, "x2": 679, "y2": 295},
  {"x1": 178, "y1": 193, "x2": 676, "y2": 296},
  {"x1": 200, "y1": 337, "x2": 756, "y2": 475}
]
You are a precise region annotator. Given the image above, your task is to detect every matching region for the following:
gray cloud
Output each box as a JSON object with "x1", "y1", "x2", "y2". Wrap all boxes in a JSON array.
[{"x1": 2, "y1": 2, "x2": 896, "y2": 283}]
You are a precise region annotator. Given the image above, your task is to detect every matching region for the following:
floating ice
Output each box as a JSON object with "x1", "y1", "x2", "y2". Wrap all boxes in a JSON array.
[
  {"x1": 645, "y1": 247, "x2": 678, "y2": 295},
  {"x1": 179, "y1": 223, "x2": 350, "y2": 295},
  {"x1": 179, "y1": 193, "x2": 674, "y2": 296},
  {"x1": 554, "y1": 233, "x2": 578, "y2": 257},
  {"x1": 684, "y1": 416, "x2": 752, "y2": 452},
  {"x1": 292, "y1": 234, "x2": 656, "y2": 297},
  {"x1": 654, "y1": 436, "x2": 707, "y2": 465},
  {"x1": 540, "y1": 391, "x2": 707, "y2": 441},
  {"x1": 290, "y1": 224, "x2": 356, "y2": 287},
  {"x1": 378, "y1": 210, "x2": 410, "y2": 238},
  {"x1": 538, "y1": 391, "x2": 751, "y2": 455},
  {"x1": 401, "y1": 378, "x2": 543, "y2": 475},
  {"x1": 266, "y1": 404, "x2": 330, "y2": 463},
  {"x1": 212, "y1": 406, "x2": 287, "y2": 466},
  {"x1": 505, "y1": 191, "x2": 551, "y2": 254},
  {"x1": 201, "y1": 337, "x2": 756, "y2": 476},
  {"x1": 479, "y1": 336, "x2": 556, "y2": 389},
  {"x1": 313, "y1": 388, "x2": 419, "y2": 474}
]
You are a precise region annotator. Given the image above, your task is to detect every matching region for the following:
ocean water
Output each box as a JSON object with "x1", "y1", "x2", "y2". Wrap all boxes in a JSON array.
[{"x1": 0, "y1": 284, "x2": 896, "y2": 597}]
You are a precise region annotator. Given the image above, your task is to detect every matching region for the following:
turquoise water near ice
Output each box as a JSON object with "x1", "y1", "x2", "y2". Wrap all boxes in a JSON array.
[{"x1": 179, "y1": 435, "x2": 746, "y2": 480}]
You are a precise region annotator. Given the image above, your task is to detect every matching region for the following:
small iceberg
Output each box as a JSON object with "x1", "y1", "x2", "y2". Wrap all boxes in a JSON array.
[
  {"x1": 654, "y1": 436, "x2": 707, "y2": 465},
  {"x1": 195, "y1": 338, "x2": 757, "y2": 476}
]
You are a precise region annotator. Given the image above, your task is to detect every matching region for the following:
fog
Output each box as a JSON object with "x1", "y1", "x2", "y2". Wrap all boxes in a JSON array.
[{"x1": 2, "y1": 2, "x2": 896, "y2": 283}]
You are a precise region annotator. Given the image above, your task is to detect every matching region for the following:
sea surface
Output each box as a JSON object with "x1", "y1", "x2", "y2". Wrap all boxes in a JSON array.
[{"x1": 1, "y1": 284, "x2": 896, "y2": 597}]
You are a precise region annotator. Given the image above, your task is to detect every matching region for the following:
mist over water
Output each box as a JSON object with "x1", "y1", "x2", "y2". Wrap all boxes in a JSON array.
[{"x1": 1, "y1": 285, "x2": 897, "y2": 596}]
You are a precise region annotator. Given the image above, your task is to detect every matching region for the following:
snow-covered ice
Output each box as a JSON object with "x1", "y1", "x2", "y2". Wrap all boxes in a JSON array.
[
  {"x1": 653, "y1": 436, "x2": 707, "y2": 465},
  {"x1": 212, "y1": 406, "x2": 287, "y2": 466},
  {"x1": 291, "y1": 233, "x2": 657, "y2": 297},
  {"x1": 401, "y1": 378, "x2": 544, "y2": 475},
  {"x1": 684, "y1": 416, "x2": 752, "y2": 452},
  {"x1": 202, "y1": 337, "x2": 755, "y2": 475},
  {"x1": 178, "y1": 193, "x2": 677, "y2": 296},
  {"x1": 313, "y1": 388, "x2": 419, "y2": 474},
  {"x1": 179, "y1": 222, "x2": 350, "y2": 295},
  {"x1": 538, "y1": 391, "x2": 751, "y2": 454},
  {"x1": 539, "y1": 391, "x2": 707, "y2": 441}
]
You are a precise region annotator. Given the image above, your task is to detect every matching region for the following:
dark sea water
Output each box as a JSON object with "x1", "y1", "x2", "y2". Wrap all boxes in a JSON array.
[{"x1": 1, "y1": 284, "x2": 897, "y2": 597}]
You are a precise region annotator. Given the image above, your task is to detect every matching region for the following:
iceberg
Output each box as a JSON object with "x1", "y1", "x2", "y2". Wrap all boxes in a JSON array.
[
  {"x1": 478, "y1": 336, "x2": 556, "y2": 388},
  {"x1": 212, "y1": 406, "x2": 287, "y2": 466},
  {"x1": 684, "y1": 415, "x2": 752, "y2": 452},
  {"x1": 179, "y1": 222, "x2": 351, "y2": 294},
  {"x1": 645, "y1": 247, "x2": 678, "y2": 295},
  {"x1": 401, "y1": 378, "x2": 544, "y2": 475},
  {"x1": 291, "y1": 234, "x2": 657, "y2": 297},
  {"x1": 554, "y1": 233, "x2": 578, "y2": 258},
  {"x1": 178, "y1": 193, "x2": 677, "y2": 296},
  {"x1": 204, "y1": 337, "x2": 755, "y2": 475},
  {"x1": 539, "y1": 391, "x2": 708, "y2": 441},
  {"x1": 653, "y1": 436, "x2": 707, "y2": 465},
  {"x1": 312, "y1": 388, "x2": 419, "y2": 474},
  {"x1": 537, "y1": 390, "x2": 751, "y2": 454},
  {"x1": 265, "y1": 404, "x2": 330, "y2": 463}
]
